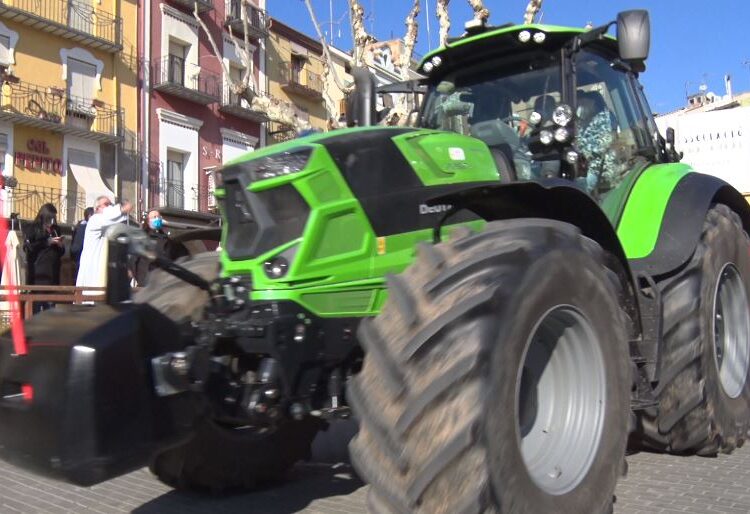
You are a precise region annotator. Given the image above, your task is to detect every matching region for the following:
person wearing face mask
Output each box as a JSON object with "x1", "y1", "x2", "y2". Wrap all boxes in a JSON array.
[
  {"x1": 130, "y1": 209, "x2": 187, "y2": 287},
  {"x1": 23, "y1": 203, "x2": 64, "y2": 313}
]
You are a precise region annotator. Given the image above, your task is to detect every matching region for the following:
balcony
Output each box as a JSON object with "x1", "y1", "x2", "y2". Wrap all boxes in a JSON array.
[
  {"x1": 3, "y1": 182, "x2": 86, "y2": 223},
  {"x1": 219, "y1": 84, "x2": 268, "y2": 123},
  {"x1": 0, "y1": 0, "x2": 122, "y2": 53},
  {"x1": 167, "y1": 0, "x2": 213, "y2": 14},
  {"x1": 0, "y1": 78, "x2": 122, "y2": 143},
  {"x1": 280, "y1": 64, "x2": 323, "y2": 101},
  {"x1": 153, "y1": 55, "x2": 222, "y2": 105},
  {"x1": 225, "y1": 0, "x2": 269, "y2": 39}
]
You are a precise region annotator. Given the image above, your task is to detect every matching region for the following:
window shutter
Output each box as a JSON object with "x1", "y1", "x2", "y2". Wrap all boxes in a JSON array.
[
  {"x1": 67, "y1": 58, "x2": 96, "y2": 100},
  {"x1": 0, "y1": 35, "x2": 10, "y2": 66}
]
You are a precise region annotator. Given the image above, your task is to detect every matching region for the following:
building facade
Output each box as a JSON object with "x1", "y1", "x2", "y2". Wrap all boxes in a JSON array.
[
  {"x1": 266, "y1": 18, "x2": 326, "y2": 144},
  {"x1": 141, "y1": 0, "x2": 268, "y2": 216},
  {"x1": 0, "y1": 0, "x2": 138, "y2": 224}
]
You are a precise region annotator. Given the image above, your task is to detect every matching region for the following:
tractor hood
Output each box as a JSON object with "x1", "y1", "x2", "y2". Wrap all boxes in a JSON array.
[{"x1": 217, "y1": 126, "x2": 500, "y2": 292}]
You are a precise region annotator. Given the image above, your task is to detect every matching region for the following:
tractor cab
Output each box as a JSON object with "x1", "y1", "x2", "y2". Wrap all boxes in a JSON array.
[{"x1": 372, "y1": 11, "x2": 672, "y2": 202}]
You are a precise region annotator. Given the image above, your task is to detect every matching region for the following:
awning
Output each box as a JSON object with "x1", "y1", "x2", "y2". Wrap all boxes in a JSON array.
[{"x1": 67, "y1": 149, "x2": 115, "y2": 207}]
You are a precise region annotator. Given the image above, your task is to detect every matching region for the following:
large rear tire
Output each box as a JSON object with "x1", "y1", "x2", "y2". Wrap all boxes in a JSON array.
[
  {"x1": 349, "y1": 220, "x2": 631, "y2": 514},
  {"x1": 633, "y1": 204, "x2": 750, "y2": 455},
  {"x1": 132, "y1": 251, "x2": 219, "y2": 322},
  {"x1": 134, "y1": 252, "x2": 322, "y2": 491}
]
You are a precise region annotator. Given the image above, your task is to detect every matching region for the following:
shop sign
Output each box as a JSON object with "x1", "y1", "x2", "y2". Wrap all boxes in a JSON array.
[{"x1": 15, "y1": 139, "x2": 63, "y2": 174}]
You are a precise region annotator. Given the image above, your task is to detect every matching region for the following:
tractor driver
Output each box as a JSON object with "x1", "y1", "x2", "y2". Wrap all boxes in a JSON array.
[{"x1": 576, "y1": 90, "x2": 617, "y2": 196}]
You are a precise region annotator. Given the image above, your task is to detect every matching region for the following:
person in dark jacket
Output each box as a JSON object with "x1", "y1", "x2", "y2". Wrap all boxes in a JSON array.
[
  {"x1": 24, "y1": 203, "x2": 65, "y2": 313},
  {"x1": 130, "y1": 209, "x2": 188, "y2": 287},
  {"x1": 70, "y1": 206, "x2": 94, "y2": 281}
]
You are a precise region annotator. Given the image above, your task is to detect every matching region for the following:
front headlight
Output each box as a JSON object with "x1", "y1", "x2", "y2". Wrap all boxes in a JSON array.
[
  {"x1": 247, "y1": 148, "x2": 313, "y2": 181},
  {"x1": 552, "y1": 104, "x2": 573, "y2": 127}
]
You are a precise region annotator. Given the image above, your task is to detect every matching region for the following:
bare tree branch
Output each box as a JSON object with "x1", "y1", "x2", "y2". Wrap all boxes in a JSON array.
[
  {"x1": 382, "y1": 0, "x2": 420, "y2": 126},
  {"x1": 302, "y1": 0, "x2": 352, "y2": 94},
  {"x1": 193, "y1": 1, "x2": 310, "y2": 131},
  {"x1": 349, "y1": 0, "x2": 375, "y2": 67},
  {"x1": 524, "y1": 0, "x2": 543, "y2": 24},
  {"x1": 400, "y1": 0, "x2": 420, "y2": 76},
  {"x1": 240, "y1": 0, "x2": 253, "y2": 88},
  {"x1": 436, "y1": 0, "x2": 451, "y2": 47},
  {"x1": 467, "y1": 0, "x2": 490, "y2": 24},
  {"x1": 193, "y1": 2, "x2": 235, "y2": 91}
]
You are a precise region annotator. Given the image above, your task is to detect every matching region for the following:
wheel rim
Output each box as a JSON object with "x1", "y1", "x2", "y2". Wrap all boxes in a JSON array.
[
  {"x1": 712, "y1": 264, "x2": 750, "y2": 399},
  {"x1": 516, "y1": 305, "x2": 607, "y2": 495}
]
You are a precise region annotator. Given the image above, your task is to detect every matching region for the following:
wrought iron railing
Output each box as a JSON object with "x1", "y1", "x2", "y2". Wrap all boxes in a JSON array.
[
  {"x1": 168, "y1": 0, "x2": 213, "y2": 13},
  {"x1": 0, "y1": 0, "x2": 122, "y2": 48},
  {"x1": 157, "y1": 178, "x2": 202, "y2": 211},
  {"x1": 0, "y1": 79, "x2": 121, "y2": 138},
  {"x1": 221, "y1": 84, "x2": 268, "y2": 110},
  {"x1": 2, "y1": 183, "x2": 86, "y2": 223},
  {"x1": 279, "y1": 63, "x2": 324, "y2": 95},
  {"x1": 153, "y1": 55, "x2": 222, "y2": 100},
  {"x1": 226, "y1": 0, "x2": 269, "y2": 37}
]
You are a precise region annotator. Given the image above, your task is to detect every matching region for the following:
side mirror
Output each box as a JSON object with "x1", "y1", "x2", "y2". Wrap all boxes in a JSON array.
[
  {"x1": 346, "y1": 67, "x2": 377, "y2": 127},
  {"x1": 616, "y1": 10, "x2": 650, "y2": 71}
]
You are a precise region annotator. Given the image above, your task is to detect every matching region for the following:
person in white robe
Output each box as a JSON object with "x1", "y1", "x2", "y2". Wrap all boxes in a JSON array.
[{"x1": 75, "y1": 196, "x2": 132, "y2": 294}]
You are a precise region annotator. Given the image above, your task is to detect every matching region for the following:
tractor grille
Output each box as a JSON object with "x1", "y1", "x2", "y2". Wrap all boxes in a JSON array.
[{"x1": 222, "y1": 179, "x2": 310, "y2": 261}]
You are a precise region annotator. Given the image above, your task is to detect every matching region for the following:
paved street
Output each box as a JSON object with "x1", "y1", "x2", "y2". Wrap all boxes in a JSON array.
[{"x1": 2, "y1": 423, "x2": 750, "y2": 514}]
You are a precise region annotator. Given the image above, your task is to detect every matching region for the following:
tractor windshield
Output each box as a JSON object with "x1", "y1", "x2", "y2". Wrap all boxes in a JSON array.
[{"x1": 419, "y1": 53, "x2": 563, "y2": 181}]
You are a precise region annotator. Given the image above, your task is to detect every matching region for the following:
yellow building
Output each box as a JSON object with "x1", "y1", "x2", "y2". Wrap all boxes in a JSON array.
[
  {"x1": 266, "y1": 18, "x2": 327, "y2": 144},
  {"x1": 0, "y1": 0, "x2": 138, "y2": 224}
]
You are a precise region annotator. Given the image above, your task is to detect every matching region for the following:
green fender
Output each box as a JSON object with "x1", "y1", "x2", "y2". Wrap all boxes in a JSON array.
[{"x1": 616, "y1": 164, "x2": 750, "y2": 277}]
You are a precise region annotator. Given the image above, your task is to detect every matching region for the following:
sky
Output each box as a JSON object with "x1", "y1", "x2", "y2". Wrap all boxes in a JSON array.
[{"x1": 269, "y1": 1, "x2": 750, "y2": 114}]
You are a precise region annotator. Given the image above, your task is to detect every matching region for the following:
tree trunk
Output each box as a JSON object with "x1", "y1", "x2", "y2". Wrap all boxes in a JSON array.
[
  {"x1": 349, "y1": 0, "x2": 374, "y2": 67},
  {"x1": 437, "y1": 0, "x2": 451, "y2": 47},
  {"x1": 193, "y1": 1, "x2": 309, "y2": 133},
  {"x1": 524, "y1": 0, "x2": 544, "y2": 24},
  {"x1": 467, "y1": 0, "x2": 490, "y2": 24}
]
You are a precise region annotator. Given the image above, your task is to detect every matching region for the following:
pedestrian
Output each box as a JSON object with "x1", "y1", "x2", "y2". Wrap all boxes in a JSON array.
[
  {"x1": 129, "y1": 209, "x2": 187, "y2": 286},
  {"x1": 70, "y1": 206, "x2": 94, "y2": 281},
  {"x1": 23, "y1": 203, "x2": 64, "y2": 313},
  {"x1": 75, "y1": 195, "x2": 132, "y2": 296}
]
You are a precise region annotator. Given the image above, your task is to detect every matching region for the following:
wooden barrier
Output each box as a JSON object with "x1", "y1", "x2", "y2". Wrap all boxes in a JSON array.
[{"x1": 0, "y1": 285, "x2": 107, "y2": 323}]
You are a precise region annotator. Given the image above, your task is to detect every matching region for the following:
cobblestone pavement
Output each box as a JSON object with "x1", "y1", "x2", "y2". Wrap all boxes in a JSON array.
[{"x1": 1, "y1": 431, "x2": 750, "y2": 514}]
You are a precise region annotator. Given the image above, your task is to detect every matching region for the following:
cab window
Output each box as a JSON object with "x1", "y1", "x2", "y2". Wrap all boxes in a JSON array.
[{"x1": 575, "y1": 51, "x2": 652, "y2": 198}]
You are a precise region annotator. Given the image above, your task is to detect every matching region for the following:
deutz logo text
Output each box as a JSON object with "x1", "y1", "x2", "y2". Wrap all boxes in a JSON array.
[{"x1": 419, "y1": 203, "x2": 452, "y2": 215}]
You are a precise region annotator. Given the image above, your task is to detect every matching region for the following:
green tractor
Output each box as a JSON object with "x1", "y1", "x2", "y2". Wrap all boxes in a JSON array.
[{"x1": 1, "y1": 9, "x2": 749, "y2": 514}]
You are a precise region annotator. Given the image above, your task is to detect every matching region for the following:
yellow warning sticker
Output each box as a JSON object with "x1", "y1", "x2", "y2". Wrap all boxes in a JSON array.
[{"x1": 376, "y1": 237, "x2": 386, "y2": 255}]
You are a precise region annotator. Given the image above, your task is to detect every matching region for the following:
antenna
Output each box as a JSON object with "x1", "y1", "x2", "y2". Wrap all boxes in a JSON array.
[
  {"x1": 329, "y1": 0, "x2": 333, "y2": 45},
  {"x1": 425, "y1": 0, "x2": 432, "y2": 51}
]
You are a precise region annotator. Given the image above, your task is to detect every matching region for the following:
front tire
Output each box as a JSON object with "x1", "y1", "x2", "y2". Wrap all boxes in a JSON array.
[
  {"x1": 149, "y1": 417, "x2": 322, "y2": 492},
  {"x1": 349, "y1": 220, "x2": 631, "y2": 514},
  {"x1": 633, "y1": 204, "x2": 750, "y2": 455}
]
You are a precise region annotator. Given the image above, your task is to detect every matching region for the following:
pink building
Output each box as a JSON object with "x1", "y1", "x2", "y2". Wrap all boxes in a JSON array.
[{"x1": 138, "y1": 0, "x2": 269, "y2": 219}]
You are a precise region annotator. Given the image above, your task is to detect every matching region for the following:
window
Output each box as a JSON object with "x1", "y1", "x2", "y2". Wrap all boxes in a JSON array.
[
  {"x1": 291, "y1": 55, "x2": 305, "y2": 84},
  {"x1": 168, "y1": 40, "x2": 187, "y2": 86},
  {"x1": 166, "y1": 150, "x2": 185, "y2": 209},
  {"x1": 67, "y1": 57, "x2": 96, "y2": 100},
  {"x1": 68, "y1": 0, "x2": 94, "y2": 34},
  {"x1": 228, "y1": 65, "x2": 243, "y2": 105},
  {"x1": 575, "y1": 50, "x2": 653, "y2": 197}
]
